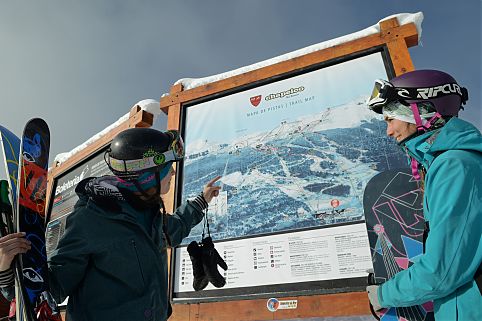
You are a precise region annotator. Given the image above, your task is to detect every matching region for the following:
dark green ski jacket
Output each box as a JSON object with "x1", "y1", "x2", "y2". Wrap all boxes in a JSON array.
[{"x1": 48, "y1": 176, "x2": 204, "y2": 321}]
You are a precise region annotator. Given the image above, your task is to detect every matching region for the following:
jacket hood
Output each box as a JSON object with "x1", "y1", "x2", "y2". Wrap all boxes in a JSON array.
[{"x1": 404, "y1": 118, "x2": 482, "y2": 168}]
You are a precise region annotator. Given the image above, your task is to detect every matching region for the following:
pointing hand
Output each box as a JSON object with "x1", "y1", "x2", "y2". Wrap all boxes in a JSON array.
[{"x1": 203, "y1": 176, "x2": 222, "y2": 203}]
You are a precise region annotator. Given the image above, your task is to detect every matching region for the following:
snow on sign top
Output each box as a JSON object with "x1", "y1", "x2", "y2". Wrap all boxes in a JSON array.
[
  {"x1": 53, "y1": 99, "x2": 161, "y2": 166},
  {"x1": 168, "y1": 12, "x2": 423, "y2": 92}
]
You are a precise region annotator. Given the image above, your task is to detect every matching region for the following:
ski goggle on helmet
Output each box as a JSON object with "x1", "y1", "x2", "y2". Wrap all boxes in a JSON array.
[
  {"x1": 105, "y1": 128, "x2": 184, "y2": 180},
  {"x1": 366, "y1": 70, "x2": 468, "y2": 115}
]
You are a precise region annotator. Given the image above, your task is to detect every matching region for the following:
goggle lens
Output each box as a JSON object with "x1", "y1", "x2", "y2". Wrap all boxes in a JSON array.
[
  {"x1": 369, "y1": 82, "x2": 383, "y2": 102},
  {"x1": 367, "y1": 79, "x2": 393, "y2": 110}
]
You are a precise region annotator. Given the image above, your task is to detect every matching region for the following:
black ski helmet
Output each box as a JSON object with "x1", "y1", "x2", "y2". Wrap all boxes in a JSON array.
[{"x1": 105, "y1": 128, "x2": 184, "y2": 179}]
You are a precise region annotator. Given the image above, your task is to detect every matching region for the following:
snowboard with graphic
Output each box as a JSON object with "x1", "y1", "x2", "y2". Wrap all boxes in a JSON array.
[
  {"x1": 364, "y1": 169, "x2": 434, "y2": 321},
  {"x1": 1, "y1": 125, "x2": 30, "y2": 321},
  {"x1": 16, "y1": 118, "x2": 60, "y2": 320}
]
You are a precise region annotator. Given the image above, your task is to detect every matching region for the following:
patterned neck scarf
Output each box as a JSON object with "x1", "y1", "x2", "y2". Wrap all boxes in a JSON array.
[{"x1": 382, "y1": 101, "x2": 436, "y2": 124}]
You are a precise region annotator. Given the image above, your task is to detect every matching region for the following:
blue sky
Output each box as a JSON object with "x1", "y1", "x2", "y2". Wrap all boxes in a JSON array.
[{"x1": 0, "y1": 1, "x2": 480, "y2": 163}]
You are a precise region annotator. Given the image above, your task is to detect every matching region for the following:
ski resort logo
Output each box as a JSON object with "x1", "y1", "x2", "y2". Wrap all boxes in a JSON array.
[
  {"x1": 267, "y1": 298, "x2": 279, "y2": 312},
  {"x1": 250, "y1": 95, "x2": 262, "y2": 107},
  {"x1": 55, "y1": 165, "x2": 89, "y2": 196},
  {"x1": 265, "y1": 86, "x2": 305, "y2": 101}
]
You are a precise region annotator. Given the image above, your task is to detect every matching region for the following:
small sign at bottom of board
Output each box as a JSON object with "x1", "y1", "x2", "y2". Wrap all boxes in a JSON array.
[{"x1": 266, "y1": 298, "x2": 298, "y2": 312}]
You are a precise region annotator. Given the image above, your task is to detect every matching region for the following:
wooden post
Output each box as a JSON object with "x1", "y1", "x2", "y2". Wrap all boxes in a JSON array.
[{"x1": 379, "y1": 17, "x2": 417, "y2": 75}]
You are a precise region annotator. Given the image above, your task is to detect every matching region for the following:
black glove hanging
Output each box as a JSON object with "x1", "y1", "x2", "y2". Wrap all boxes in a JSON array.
[
  {"x1": 200, "y1": 208, "x2": 228, "y2": 288},
  {"x1": 187, "y1": 207, "x2": 228, "y2": 290},
  {"x1": 201, "y1": 236, "x2": 228, "y2": 288},
  {"x1": 187, "y1": 241, "x2": 209, "y2": 291},
  {"x1": 194, "y1": 209, "x2": 228, "y2": 289}
]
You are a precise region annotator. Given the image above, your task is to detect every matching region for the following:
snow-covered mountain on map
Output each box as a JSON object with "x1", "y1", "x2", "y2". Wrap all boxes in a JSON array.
[{"x1": 181, "y1": 96, "x2": 407, "y2": 243}]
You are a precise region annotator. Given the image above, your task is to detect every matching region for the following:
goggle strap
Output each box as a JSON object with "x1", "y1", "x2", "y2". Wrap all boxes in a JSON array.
[
  {"x1": 410, "y1": 103, "x2": 425, "y2": 132},
  {"x1": 410, "y1": 102, "x2": 443, "y2": 132},
  {"x1": 109, "y1": 150, "x2": 180, "y2": 173}
]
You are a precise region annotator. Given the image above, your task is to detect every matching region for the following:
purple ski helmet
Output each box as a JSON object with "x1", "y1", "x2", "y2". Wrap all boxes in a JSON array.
[{"x1": 390, "y1": 70, "x2": 468, "y2": 116}]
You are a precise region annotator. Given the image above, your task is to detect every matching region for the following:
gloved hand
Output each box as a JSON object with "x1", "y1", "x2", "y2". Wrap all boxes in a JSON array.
[
  {"x1": 366, "y1": 285, "x2": 382, "y2": 312},
  {"x1": 187, "y1": 241, "x2": 208, "y2": 291},
  {"x1": 201, "y1": 237, "x2": 228, "y2": 288}
]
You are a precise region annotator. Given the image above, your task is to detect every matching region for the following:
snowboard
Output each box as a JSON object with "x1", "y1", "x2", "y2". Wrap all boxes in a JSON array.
[
  {"x1": 16, "y1": 118, "x2": 60, "y2": 321},
  {"x1": 364, "y1": 169, "x2": 434, "y2": 321},
  {"x1": 0, "y1": 125, "x2": 21, "y2": 207},
  {"x1": 0, "y1": 125, "x2": 29, "y2": 321}
]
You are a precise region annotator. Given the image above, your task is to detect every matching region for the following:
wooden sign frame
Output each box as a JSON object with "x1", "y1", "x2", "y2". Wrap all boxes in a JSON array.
[{"x1": 159, "y1": 17, "x2": 418, "y2": 321}]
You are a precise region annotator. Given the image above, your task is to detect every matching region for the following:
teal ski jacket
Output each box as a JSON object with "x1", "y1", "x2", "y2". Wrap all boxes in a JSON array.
[
  {"x1": 378, "y1": 118, "x2": 482, "y2": 320},
  {"x1": 48, "y1": 176, "x2": 205, "y2": 321}
]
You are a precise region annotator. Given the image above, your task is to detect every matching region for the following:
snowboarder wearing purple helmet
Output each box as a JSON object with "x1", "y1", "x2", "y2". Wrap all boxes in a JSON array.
[{"x1": 365, "y1": 69, "x2": 482, "y2": 321}]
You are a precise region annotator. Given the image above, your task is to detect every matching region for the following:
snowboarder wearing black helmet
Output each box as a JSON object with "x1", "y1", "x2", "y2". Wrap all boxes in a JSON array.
[
  {"x1": 366, "y1": 70, "x2": 482, "y2": 321},
  {"x1": 1, "y1": 127, "x2": 221, "y2": 321}
]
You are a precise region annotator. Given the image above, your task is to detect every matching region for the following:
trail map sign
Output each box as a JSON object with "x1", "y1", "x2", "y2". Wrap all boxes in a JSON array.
[
  {"x1": 172, "y1": 50, "x2": 408, "y2": 300},
  {"x1": 160, "y1": 14, "x2": 421, "y2": 321}
]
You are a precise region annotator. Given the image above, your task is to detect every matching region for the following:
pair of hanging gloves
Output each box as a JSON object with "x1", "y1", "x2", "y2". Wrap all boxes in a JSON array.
[{"x1": 187, "y1": 236, "x2": 228, "y2": 291}]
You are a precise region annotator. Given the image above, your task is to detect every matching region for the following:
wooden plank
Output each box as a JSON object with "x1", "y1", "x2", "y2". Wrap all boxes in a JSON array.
[
  {"x1": 166, "y1": 104, "x2": 181, "y2": 131},
  {"x1": 169, "y1": 292, "x2": 370, "y2": 321},
  {"x1": 272, "y1": 293, "x2": 369, "y2": 319},
  {"x1": 386, "y1": 39, "x2": 415, "y2": 76},
  {"x1": 161, "y1": 103, "x2": 182, "y2": 213},
  {"x1": 128, "y1": 105, "x2": 154, "y2": 128},
  {"x1": 169, "y1": 303, "x2": 192, "y2": 321},
  {"x1": 379, "y1": 18, "x2": 415, "y2": 75}
]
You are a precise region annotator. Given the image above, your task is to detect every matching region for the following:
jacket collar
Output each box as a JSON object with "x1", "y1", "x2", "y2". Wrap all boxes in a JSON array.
[
  {"x1": 402, "y1": 117, "x2": 482, "y2": 169},
  {"x1": 403, "y1": 129, "x2": 441, "y2": 169}
]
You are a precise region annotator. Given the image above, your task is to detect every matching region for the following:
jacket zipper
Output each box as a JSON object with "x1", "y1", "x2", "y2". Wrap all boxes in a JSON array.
[{"x1": 131, "y1": 239, "x2": 146, "y2": 284}]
